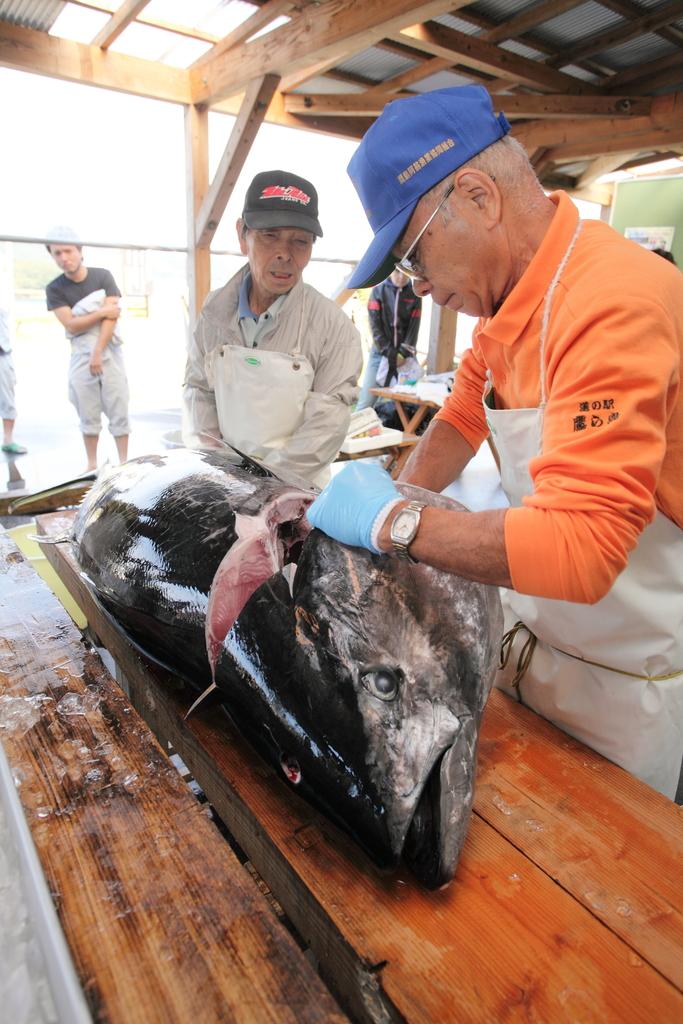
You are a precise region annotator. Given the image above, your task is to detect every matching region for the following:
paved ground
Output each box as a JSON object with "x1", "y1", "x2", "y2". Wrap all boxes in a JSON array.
[{"x1": 1, "y1": 405, "x2": 182, "y2": 501}]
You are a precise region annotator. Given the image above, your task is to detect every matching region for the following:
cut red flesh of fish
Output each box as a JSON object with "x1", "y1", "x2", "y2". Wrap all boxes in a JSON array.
[{"x1": 205, "y1": 490, "x2": 313, "y2": 673}]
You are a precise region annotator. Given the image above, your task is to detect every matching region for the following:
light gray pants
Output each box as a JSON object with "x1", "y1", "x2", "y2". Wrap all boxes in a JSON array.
[
  {"x1": 0, "y1": 350, "x2": 17, "y2": 420},
  {"x1": 68, "y1": 345, "x2": 130, "y2": 436}
]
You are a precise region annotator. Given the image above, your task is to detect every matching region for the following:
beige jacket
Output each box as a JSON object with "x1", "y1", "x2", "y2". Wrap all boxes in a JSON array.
[{"x1": 182, "y1": 266, "x2": 361, "y2": 482}]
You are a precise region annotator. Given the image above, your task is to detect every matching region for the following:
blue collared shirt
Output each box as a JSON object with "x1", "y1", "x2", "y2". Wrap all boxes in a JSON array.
[{"x1": 238, "y1": 271, "x2": 288, "y2": 348}]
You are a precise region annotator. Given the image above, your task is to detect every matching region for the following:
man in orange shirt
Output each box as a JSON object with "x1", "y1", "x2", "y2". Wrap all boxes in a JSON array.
[{"x1": 308, "y1": 86, "x2": 683, "y2": 800}]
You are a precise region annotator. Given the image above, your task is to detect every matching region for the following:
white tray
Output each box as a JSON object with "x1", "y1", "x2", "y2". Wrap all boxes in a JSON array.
[{"x1": 340, "y1": 427, "x2": 404, "y2": 453}]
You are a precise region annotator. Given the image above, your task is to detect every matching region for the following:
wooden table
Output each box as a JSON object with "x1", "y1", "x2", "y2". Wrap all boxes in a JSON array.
[
  {"x1": 370, "y1": 385, "x2": 441, "y2": 434},
  {"x1": 9, "y1": 514, "x2": 683, "y2": 1023},
  {"x1": 371, "y1": 385, "x2": 501, "y2": 469},
  {"x1": 335, "y1": 433, "x2": 419, "y2": 478},
  {"x1": 0, "y1": 526, "x2": 346, "y2": 1024}
]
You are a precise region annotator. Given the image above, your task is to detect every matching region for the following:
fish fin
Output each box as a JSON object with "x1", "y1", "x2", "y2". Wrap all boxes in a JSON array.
[
  {"x1": 184, "y1": 682, "x2": 219, "y2": 720},
  {"x1": 200, "y1": 433, "x2": 275, "y2": 479},
  {"x1": 232, "y1": 447, "x2": 274, "y2": 477},
  {"x1": 30, "y1": 531, "x2": 73, "y2": 545},
  {"x1": 8, "y1": 475, "x2": 95, "y2": 515}
]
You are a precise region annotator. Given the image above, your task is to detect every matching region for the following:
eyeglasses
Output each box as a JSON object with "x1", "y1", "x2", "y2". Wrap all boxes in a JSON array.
[{"x1": 394, "y1": 181, "x2": 455, "y2": 281}]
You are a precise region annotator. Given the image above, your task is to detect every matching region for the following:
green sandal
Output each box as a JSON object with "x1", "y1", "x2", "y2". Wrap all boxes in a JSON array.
[{"x1": 2, "y1": 442, "x2": 28, "y2": 455}]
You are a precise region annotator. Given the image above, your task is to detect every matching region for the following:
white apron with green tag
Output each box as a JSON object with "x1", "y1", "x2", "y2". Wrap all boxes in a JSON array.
[
  {"x1": 485, "y1": 222, "x2": 683, "y2": 799},
  {"x1": 207, "y1": 291, "x2": 327, "y2": 487}
]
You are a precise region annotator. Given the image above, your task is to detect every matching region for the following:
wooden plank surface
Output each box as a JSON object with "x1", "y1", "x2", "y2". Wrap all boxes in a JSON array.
[
  {"x1": 0, "y1": 526, "x2": 347, "y2": 1024},
  {"x1": 37, "y1": 512, "x2": 683, "y2": 1024}
]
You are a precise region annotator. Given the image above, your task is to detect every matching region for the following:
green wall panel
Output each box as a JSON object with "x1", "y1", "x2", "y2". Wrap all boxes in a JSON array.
[{"x1": 610, "y1": 177, "x2": 683, "y2": 267}]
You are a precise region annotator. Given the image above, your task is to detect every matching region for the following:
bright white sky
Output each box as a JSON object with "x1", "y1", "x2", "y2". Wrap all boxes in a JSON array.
[
  {"x1": 0, "y1": 67, "x2": 373, "y2": 261},
  {"x1": 0, "y1": 64, "x2": 607, "y2": 278}
]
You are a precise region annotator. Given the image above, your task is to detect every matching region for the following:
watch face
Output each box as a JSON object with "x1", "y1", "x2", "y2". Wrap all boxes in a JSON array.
[{"x1": 393, "y1": 510, "x2": 416, "y2": 541}]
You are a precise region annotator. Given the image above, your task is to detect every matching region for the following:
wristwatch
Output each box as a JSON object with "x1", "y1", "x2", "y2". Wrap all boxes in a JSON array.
[{"x1": 390, "y1": 501, "x2": 427, "y2": 561}]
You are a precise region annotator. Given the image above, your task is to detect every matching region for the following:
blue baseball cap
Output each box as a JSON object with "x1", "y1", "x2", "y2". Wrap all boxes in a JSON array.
[{"x1": 346, "y1": 86, "x2": 510, "y2": 289}]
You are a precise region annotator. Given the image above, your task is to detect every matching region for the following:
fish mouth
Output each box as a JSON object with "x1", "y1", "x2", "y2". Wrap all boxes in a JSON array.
[{"x1": 402, "y1": 715, "x2": 478, "y2": 890}]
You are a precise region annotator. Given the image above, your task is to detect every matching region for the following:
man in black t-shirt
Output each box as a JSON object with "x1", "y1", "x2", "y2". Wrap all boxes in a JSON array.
[{"x1": 45, "y1": 227, "x2": 129, "y2": 471}]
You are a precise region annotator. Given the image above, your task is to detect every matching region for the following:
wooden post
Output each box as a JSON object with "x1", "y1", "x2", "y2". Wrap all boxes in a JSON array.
[
  {"x1": 427, "y1": 302, "x2": 457, "y2": 373},
  {"x1": 195, "y1": 74, "x2": 281, "y2": 250},
  {"x1": 184, "y1": 102, "x2": 210, "y2": 340}
]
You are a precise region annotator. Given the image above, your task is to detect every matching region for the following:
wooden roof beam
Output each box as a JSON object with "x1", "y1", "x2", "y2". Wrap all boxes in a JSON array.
[
  {"x1": 190, "y1": 0, "x2": 295, "y2": 71},
  {"x1": 451, "y1": 4, "x2": 614, "y2": 80},
  {"x1": 91, "y1": 0, "x2": 151, "y2": 50},
  {"x1": 513, "y1": 114, "x2": 654, "y2": 152},
  {"x1": 542, "y1": 126, "x2": 683, "y2": 163},
  {"x1": 373, "y1": 40, "x2": 504, "y2": 88},
  {"x1": 599, "y1": 0, "x2": 683, "y2": 48},
  {"x1": 514, "y1": 94, "x2": 683, "y2": 152},
  {"x1": 604, "y1": 48, "x2": 683, "y2": 91},
  {"x1": 364, "y1": 56, "x2": 454, "y2": 95},
  {"x1": 394, "y1": 20, "x2": 599, "y2": 93},
  {"x1": 195, "y1": 74, "x2": 281, "y2": 250},
  {"x1": 566, "y1": 181, "x2": 614, "y2": 205},
  {"x1": 284, "y1": 91, "x2": 650, "y2": 119},
  {"x1": 616, "y1": 148, "x2": 683, "y2": 167},
  {"x1": 498, "y1": 93, "x2": 651, "y2": 118},
  {"x1": 189, "y1": 0, "x2": 472, "y2": 106},
  {"x1": 279, "y1": 59, "x2": 369, "y2": 93},
  {"x1": 284, "y1": 92, "x2": 404, "y2": 117},
  {"x1": 0, "y1": 20, "x2": 189, "y2": 103},
  {"x1": 574, "y1": 152, "x2": 638, "y2": 188},
  {"x1": 68, "y1": 0, "x2": 221, "y2": 43},
  {"x1": 0, "y1": 19, "x2": 364, "y2": 141},
  {"x1": 610, "y1": 60, "x2": 683, "y2": 95},
  {"x1": 547, "y1": 0, "x2": 683, "y2": 68},
  {"x1": 480, "y1": 0, "x2": 585, "y2": 45},
  {"x1": 265, "y1": 90, "x2": 373, "y2": 139}
]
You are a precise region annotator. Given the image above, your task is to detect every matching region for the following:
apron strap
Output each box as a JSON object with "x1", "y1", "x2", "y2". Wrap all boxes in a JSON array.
[
  {"x1": 500, "y1": 621, "x2": 537, "y2": 699},
  {"x1": 500, "y1": 619, "x2": 683, "y2": 691},
  {"x1": 538, "y1": 220, "x2": 582, "y2": 407},
  {"x1": 291, "y1": 287, "x2": 307, "y2": 363}
]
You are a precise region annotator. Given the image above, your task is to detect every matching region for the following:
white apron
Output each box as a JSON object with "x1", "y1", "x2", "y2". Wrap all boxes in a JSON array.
[
  {"x1": 485, "y1": 223, "x2": 683, "y2": 799},
  {"x1": 207, "y1": 292, "x2": 329, "y2": 488}
]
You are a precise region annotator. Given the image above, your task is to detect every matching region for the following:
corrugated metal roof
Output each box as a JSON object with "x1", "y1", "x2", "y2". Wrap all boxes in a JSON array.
[
  {"x1": 593, "y1": 32, "x2": 681, "y2": 71},
  {"x1": 0, "y1": 0, "x2": 64, "y2": 31},
  {"x1": 625, "y1": 0, "x2": 682, "y2": 9},
  {"x1": 433, "y1": 12, "x2": 481, "y2": 35},
  {"x1": 409, "y1": 69, "x2": 480, "y2": 92},
  {"x1": 532, "y1": 2, "x2": 624, "y2": 50},
  {"x1": 142, "y1": 0, "x2": 258, "y2": 38},
  {"x1": 109, "y1": 21, "x2": 211, "y2": 68},
  {"x1": 556, "y1": 63, "x2": 602, "y2": 84},
  {"x1": 336, "y1": 47, "x2": 417, "y2": 83},
  {"x1": 499, "y1": 37, "x2": 546, "y2": 62},
  {"x1": 292, "y1": 75, "x2": 366, "y2": 96},
  {"x1": 463, "y1": 0, "x2": 534, "y2": 21}
]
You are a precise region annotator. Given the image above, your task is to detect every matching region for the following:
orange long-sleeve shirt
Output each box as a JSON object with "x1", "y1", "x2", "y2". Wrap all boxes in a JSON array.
[{"x1": 436, "y1": 191, "x2": 683, "y2": 603}]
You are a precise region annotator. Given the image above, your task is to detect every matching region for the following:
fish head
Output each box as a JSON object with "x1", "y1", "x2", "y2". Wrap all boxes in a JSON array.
[{"x1": 283, "y1": 523, "x2": 503, "y2": 888}]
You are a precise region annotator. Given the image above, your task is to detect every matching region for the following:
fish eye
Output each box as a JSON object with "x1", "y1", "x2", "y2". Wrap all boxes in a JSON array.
[{"x1": 360, "y1": 666, "x2": 401, "y2": 702}]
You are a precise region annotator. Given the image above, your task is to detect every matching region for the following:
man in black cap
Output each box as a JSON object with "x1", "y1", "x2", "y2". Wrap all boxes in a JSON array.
[{"x1": 182, "y1": 169, "x2": 361, "y2": 486}]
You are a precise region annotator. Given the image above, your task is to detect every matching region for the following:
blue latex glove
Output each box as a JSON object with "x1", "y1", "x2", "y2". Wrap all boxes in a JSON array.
[{"x1": 306, "y1": 462, "x2": 400, "y2": 553}]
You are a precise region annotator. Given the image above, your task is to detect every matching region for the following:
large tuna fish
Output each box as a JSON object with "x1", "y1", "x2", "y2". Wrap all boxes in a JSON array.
[{"x1": 72, "y1": 448, "x2": 503, "y2": 888}]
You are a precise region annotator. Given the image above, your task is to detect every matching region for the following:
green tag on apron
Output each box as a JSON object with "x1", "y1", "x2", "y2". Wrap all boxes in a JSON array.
[{"x1": 245, "y1": 357, "x2": 261, "y2": 366}]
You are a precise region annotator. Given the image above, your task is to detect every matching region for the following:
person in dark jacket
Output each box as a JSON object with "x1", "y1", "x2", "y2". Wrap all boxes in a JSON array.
[{"x1": 356, "y1": 268, "x2": 421, "y2": 413}]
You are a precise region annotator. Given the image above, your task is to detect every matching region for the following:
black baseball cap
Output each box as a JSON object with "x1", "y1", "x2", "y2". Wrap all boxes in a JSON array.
[{"x1": 242, "y1": 170, "x2": 323, "y2": 237}]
